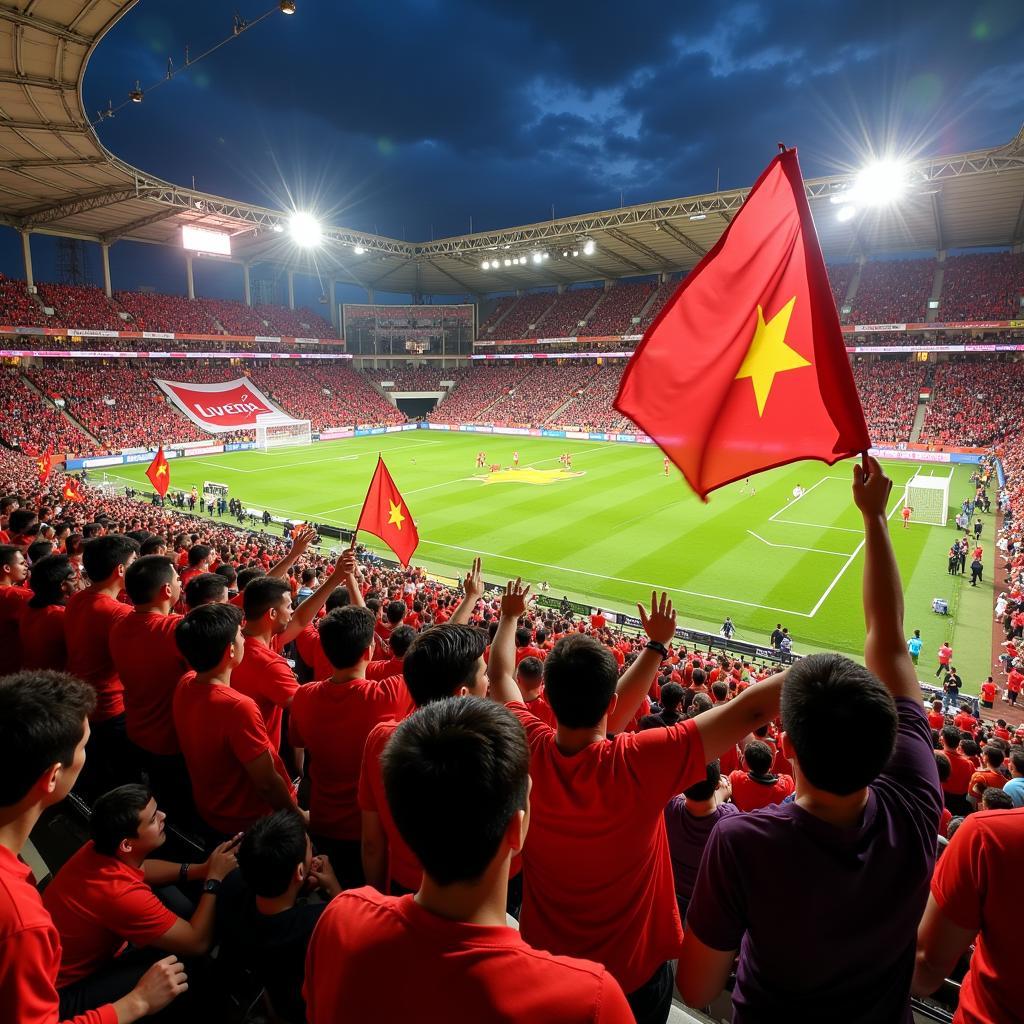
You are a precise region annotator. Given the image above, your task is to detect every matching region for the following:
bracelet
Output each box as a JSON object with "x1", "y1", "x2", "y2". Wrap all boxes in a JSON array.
[
  {"x1": 646, "y1": 640, "x2": 669, "y2": 658},
  {"x1": 179, "y1": 862, "x2": 190, "y2": 884}
]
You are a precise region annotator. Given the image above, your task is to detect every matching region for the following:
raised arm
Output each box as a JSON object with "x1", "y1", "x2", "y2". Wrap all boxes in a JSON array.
[
  {"x1": 607, "y1": 591, "x2": 676, "y2": 732},
  {"x1": 449, "y1": 557, "x2": 484, "y2": 625},
  {"x1": 694, "y1": 671, "x2": 785, "y2": 760},
  {"x1": 486, "y1": 578, "x2": 531, "y2": 705},
  {"x1": 265, "y1": 524, "x2": 317, "y2": 580},
  {"x1": 854, "y1": 456, "x2": 921, "y2": 701},
  {"x1": 343, "y1": 538, "x2": 366, "y2": 608},
  {"x1": 278, "y1": 549, "x2": 351, "y2": 645}
]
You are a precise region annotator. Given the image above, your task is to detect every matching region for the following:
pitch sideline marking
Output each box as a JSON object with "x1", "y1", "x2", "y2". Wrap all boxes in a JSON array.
[
  {"x1": 189, "y1": 438, "x2": 442, "y2": 475},
  {"x1": 746, "y1": 530, "x2": 853, "y2": 557}
]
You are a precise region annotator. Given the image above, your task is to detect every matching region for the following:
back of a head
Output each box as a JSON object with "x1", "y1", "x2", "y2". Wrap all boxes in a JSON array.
[
  {"x1": 683, "y1": 760, "x2": 722, "y2": 801},
  {"x1": 1012, "y1": 749, "x2": 1024, "y2": 776},
  {"x1": 781, "y1": 653, "x2": 897, "y2": 795},
  {"x1": 139, "y1": 534, "x2": 166, "y2": 556},
  {"x1": 981, "y1": 788, "x2": 1013, "y2": 811},
  {"x1": 238, "y1": 809, "x2": 308, "y2": 897},
  {"x1": 983, "y1": 745, "x2": 1004, "y2": 770},
  {"x1": 386, "y1": 599, "x2": 406, "y2": 625},
  {"x1": 28, "y1": 554, "x2": 74, "y2": 605},
  {"x1": 514, "y1": 627, "x2": 532, "y2": 648},
  {"x1": 692, "y1": 668, "x2": 706, "y2": 687},
  {"x1": 661, "y1": 682, "x2": 685, "y2": 713},
  {"x1": 388, "y1": 624, "x2": 416, "y2": 659},
  {"x1": 517, "y1": 656, "x2": 544, "y2": 686},
  {"x1": 403, "y1": 625, "x2": 487, "y2": 706},
  {"x1": 743, "y1": 740, "x2": 773, "y2": 776},
  {"x1": 243, "y1": 576, "x2": 291, "y2": 621},
  {"x1": 711, "y1": 681, "x2": 728, "y2": 702},
  {"x1": 8, "y1": 508, "x2": 39, "y2": 539},
  {"x1": 543, "y1": 633, "x2": 618, "y2": 729},
  {"x1": 382, "y1": 697, "x2": 528, "y2": 887},
  {"x1": 27, "y1": 539, "x2": 53, "y2": 564},
  {"x1": 82, "y1": 534, "x2": 140, "y2": 584},
  {"x1": 187, "y1": 544, "x2": 212, "y2": 568},
  {"x1": 0, "y1": 671, "x2": 95, "y2": 807},
  {"x1": 91, "y1": 784, "x2": 151, "y2": 855},
  {"x1": 934, "y1": 752, "x2": 951, "y2": 784},
  {"x1": 235, "y1": 566, "x2": 266, "y2": 593},
  {"x1": 124, "y1": 554, "x2": 176, "y2": 605},
  {"x1": 185, "y1": 572, "x2": 229, "y2": 610},
  {"x1": 688, "y1": 693, "x2": 713, "y2": 717},
  {"x1": 941, "y1": 725, "x2": 961, "y2": 751},
  {"x1": 176, "y1": 603, "x2": 243, "y2": 672},
  {"x1": 318, "y1": 606, "x2": 376, "y2": 670}
]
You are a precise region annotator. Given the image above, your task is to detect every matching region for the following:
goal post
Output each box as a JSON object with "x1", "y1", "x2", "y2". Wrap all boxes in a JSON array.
[
  {"x1": 903, "y1": 470, "x2": 952, "y2": 526},
  {"x1": 254, "y1": 413, "x2": 312, "y2": 451}
]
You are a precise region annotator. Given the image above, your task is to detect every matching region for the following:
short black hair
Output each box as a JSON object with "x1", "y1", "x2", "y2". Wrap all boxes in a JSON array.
[
  {"x1": 82, "y1": 535, "x2": 139, "y2": 584},
  {"x1": 8, "y1": 508, "x2": 39, "y2": 538},
  {"x1": 515, "y1": 627, "x2": 532, "y2": 648},
  {"x1": 243, "y1": 576, "x2": 291, "y2": 621},
  {"x1": 91, "y1": 784, "x2": 152, "y2": 855},
  {"x1": 324, "y1": 587, "x2": 349, "y2": 612},
  {"x1": 403, "y1": 625, "x2": 488, "y2": 706},
  {"x1": 175, "y1": 603, "x2": 243, "y2": 672},
  {"x1": 1011, "y1": 749, "x2": 1024, "y2": 775},
  {"x1": 236, "y1": 567, "x2": 266, "y2": 592},
  {"x1": 782, "y1": 653, "x2": 898, "y2": 796},
  {"x1": 185, "y1": 572, "x2": 229, "y2": 609},
  {"x1": 743, "y1": 740, "x2": 773, "y2": 775},
  {"x1": 660, "y1": 682, "x2": 685, "y2": 713},
  {"x1": 382, "y1": 697, "x2": 528, "y2": 887},
  {"x1": 139, "y1": 534, "x2": 167, "y2": 556},
  {"x1": 318, "y1": 606, "x2": 376, "y2": 670},
  {"x1": 941, "y1": 726, "x2": 962, "y2": 751},
  {"x1": 238, "y1": 810, "x2": 308, "y2": 898},
  {"x1": 981, "y1": 788, "x2": 1013, "y2": 810},
  {"x1": 688, "y1": 693, "x2": 713, "y2": 717},
  {"x1": 0, "y1": 544, "x2": 23, "y2": 570},
  {"x1": 517, "y1": 656, "x2": 544, "y2": 683},
  {"x1": 389, "y1": 624, "x2": 416, "y2": 658},
  {"x1": 683, "y1": 760, "x2": 722, "y2": 801},
  {"x1": 983, "y1": 745, "x2": 1004, "y2": 769},
  {"x1": 124, "y1": 555, "x2": 177, "y2": 605},
  {"x1": 934, "y1": 752, "x2": 951, "y2": 783},
  {"x1": 385, "y1": 600, "x2": 406, "y2": 625},
  {"x1": 187, "y1": 544, "x2": 212, "y2": 568},
  {"x1": 215, "y1": 564, "x2": 237, "y2": 586},
  {"x1": 27, "y1": 554, "x2": 75, "y2": 606},
  {"x1": 27, "y1": 539, "x2": 53, "y2": 564},
  {"x1": 0, "y1": 672, "x2": 95, "y2": 806},
  {"x1": 543, "y1": 634, "x2": 618, "y2": 729}
]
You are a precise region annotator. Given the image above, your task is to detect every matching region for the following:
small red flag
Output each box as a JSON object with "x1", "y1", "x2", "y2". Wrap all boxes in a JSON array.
[
  {"x1": 62, "y1": 477, "x2": 85, "y2": 504},
  {"x1": 36, "y1": 446, "x2": 53, "y2": 485},
  {"x1": 146, "y1": 446, "x2": 171, "y2": 498},
  {"x1": 356, "y1": 457, "x2": 419, "y2": 566},
  {"x1": 614, "y1": 148, "x2": 870, "y2": 500}
]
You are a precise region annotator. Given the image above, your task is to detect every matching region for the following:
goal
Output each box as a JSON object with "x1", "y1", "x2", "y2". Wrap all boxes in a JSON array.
[
  {"x1": 903, "y1": 471, "x2": 952, "y2": 526},
  {"x1": 254, "y1": 413, "x2": 312, "y2": 451}
]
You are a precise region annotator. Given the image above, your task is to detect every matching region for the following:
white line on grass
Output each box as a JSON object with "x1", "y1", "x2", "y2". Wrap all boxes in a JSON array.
[
  {"x1": 746, "y1": 531, "x2": 853, "y2": 557},
  {"x1": 191, "y1": 439, "x2": 441, "y2": 475},
  {"x1": 770, "y1": 518, "x2": 864, "y2": 534},
  {"x1": 767, "y1": 477, "x2": 826, "y2": 522}
]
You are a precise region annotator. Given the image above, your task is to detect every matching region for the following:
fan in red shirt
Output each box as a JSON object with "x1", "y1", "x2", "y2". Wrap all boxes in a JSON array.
[
  {"x1": 513, "y1": 656, "x2": 558, "y2": 727},
  {"x1": 590, "y1": 609, "x2": 607, "y2": 631},
  {"x1": 728, "y1": 740, "x2": 796, "y2": 811},
  {"x1": 64, "y1": 535, "x2": 140, "y2": 795},
  {"x1": 515, "y1": 625, "x2": 546, "y2": 665},
  {"x1": 940, "y1": 726, "x2": 975, "y2": 816},
  {"x1": 915, "y1": 809, "x2": 1024, "y2": 1023},
  {"x1": 485, "y1": 578, "x2": 783, "y2": 1016},
  {"x1": 178, "y1": 544, "x2": 214, "y2": 591},
  {"x1": 926, "y1": 700, "x2": 945, "y2": 732},
  {"x1": 18, "y1": 553, "x2": 75, "y2": 672},
  {"x1": 953, "y1": 708, "x2": 977, "y2": 733},
  {"x1": 173, "y1": 604, "x2": 298, "y2": 842},
  {"x1": 306, "y1": 697, "x2": 634, "y2": 1024},
  {"x1": 289, "y1": 603, "x2": 412, "y2": 889},
  {"x1": 0, "y1": 544, "x2": 31, "y2": 674},
  {"x1": 0, "y1": 670, "x2": 187, "y2": 1024}
]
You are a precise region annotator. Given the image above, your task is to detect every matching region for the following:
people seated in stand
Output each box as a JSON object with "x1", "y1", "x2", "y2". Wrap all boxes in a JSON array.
[{"x1": 727, "y1": 739, "x2": 795, "y2": 811}]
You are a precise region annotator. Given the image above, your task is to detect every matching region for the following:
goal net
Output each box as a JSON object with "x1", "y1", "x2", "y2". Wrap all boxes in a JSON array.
[
  {"x1": 254, "y1": 413, "x2": 312, "y2": 451},
  {"x1": 903, "y1": 471, "x2": 951, "y2": 526}
]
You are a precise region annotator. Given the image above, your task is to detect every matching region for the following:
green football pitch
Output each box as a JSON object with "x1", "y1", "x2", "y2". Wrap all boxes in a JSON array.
[{"x1": 107, "y1": 432, "x2": 996, "y2": 692}]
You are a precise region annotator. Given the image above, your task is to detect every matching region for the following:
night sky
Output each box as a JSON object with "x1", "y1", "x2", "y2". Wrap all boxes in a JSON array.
[{"x1": 2, "y1": 0, "x2": 1023, "y2": 306}]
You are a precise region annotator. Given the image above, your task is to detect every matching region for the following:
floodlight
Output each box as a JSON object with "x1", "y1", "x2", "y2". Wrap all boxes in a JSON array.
[
  {"x1": 532, "y1": 252, "x2": 543, "y2": 264},
  {"x1": 481, "y1": 260, "x2": 489, "y2": 270},
  {"x1": 353, "y1": 245, "x2": 365, "y2": 255},
  {"x1": 504, "y1": 258, "x2": 512, "y2": 267},
  {"x1": 572, "y1": 249, "x2": 579, "y2": 258},
  {"x1": 582, "y1": 239, "x2": 595, "y2": 255},
  {"x1": 853, "y1": 160, "x2": 910, "y2": 206},
  {"x1": 836, "y1": 204, "x2": 857, "y2": 223},
  {"x1": 689, "y1": 213, "x2": 706, "y2": 221},
  {"x1": 280, "y1": 0, "x2": 297, "y2": 13},
  {"x1": 562, "y1": 250, "x2": 569, "y2": 257},
  {"x1": 272, "y1": 223, "x2": 284, "y2": 233},
  {"x1": 289, "y1": 211, "x2": 321, "y2": 247}
]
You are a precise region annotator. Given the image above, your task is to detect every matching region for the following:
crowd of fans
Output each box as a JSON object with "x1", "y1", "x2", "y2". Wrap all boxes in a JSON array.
[
  {"x1": 35, "y1": 283, "x2": 126, "y2": 331},
  {"x1": 537, "y1": 288, "x2": 605, "y2": 338},
  {"x1": 918, "y1": 359, "x2": 1024, "y2": 447},
  {"x1": 367, "y1": 366, "x2": 466, "y2": 391},
  {"x1": 0, "y1": 367, "x2": 92, "y2": 454},
  {"x1": 427, "y1": 364, "x2": 526, "y2": 423},
  {"x1": 939, "y1": 252, "x2": 1024, "y2": 322},
  {"x1": 827, "y1": 262, "x2": 855, "y2": 309},
  {"x1": 584, "y1": 281, "x2": 657, "y2": 335},
  {"x1": 844, "y1": 257, "x2": 937, "y2": 325},
  {"x1": 484, "y1": 365, "x2": 603, "y2": 427},
  {"x1": 486, "y1": 292, "x2": 559, "y2": 340},
  {"x1": 850, "y1": 359, "x2": 926, "y2": 443},
  {"x1": 0, "y1": 273, "x2": 53, "y2": 327}
]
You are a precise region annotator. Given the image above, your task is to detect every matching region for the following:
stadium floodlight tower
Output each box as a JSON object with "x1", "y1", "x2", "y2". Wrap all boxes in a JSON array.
[
  {"x1": 903, "y1": 468, "x2": 952, "y2": 526},
  {"x1": 832, "y1": 158, "x2": 913, "y2": 223},
  {"x1": 289, "y1": 211, "x2": 322, "y2": 248}
]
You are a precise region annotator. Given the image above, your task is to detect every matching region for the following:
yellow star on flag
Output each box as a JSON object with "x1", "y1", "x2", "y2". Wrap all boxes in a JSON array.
[
  {"x1": 734, "y1": 296, "x2": 810, "y2": 416},
  {"x1": 156, "y1": 464, "x2": 167, "y2": 476},
  {"x1": 388, "y1": 499, "x2": 406, "y2": 531}
]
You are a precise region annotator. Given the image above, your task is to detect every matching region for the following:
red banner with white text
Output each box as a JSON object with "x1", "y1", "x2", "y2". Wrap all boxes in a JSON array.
[{"x1": 154, "y1": 377, "x2": 282, "y2": 433}]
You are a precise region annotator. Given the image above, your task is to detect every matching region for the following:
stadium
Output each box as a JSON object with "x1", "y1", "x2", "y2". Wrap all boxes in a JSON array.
[{"x1": 0, "y1": 2, "x2": 1022, "y2": 1023}]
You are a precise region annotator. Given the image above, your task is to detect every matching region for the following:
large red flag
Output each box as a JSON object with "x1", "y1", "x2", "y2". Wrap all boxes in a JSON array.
[
  {"x1": 62, "y1": 477, "x2": 85, "y2": 504},
  {"x1": 146, "y1": 446, "x2": 171, "y2": 498},
  {"x1": 614, "y1": 147, "x2": 870, "y2": 500},
  {"x1": 355, "y1": 456, "x2": 419, "y2": 566},
  {"x1": 36, "y1": 446, "x2": 53, "y2": 485}
]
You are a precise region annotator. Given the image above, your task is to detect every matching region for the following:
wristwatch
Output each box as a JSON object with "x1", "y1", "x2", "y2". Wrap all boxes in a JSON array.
[
  {"x1": 646, "y1": 640, "x2": 669, "y2": 658},
  {"x1": 202, "y1": 878, "x2": 222, "y2": 896}
]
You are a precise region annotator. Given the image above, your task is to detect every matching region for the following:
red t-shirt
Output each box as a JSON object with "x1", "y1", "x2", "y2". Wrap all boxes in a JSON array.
[
  {"x1": 289, "y1": 675, "x2": 411, "y2": 841},
  {"x1": 521, "y1": 692, "x2": 558, "y2": 729},
  {"x1": 941, "y1": 751, "x2": 974, "y2": 797},
  {"x1": 294, "y1": 622, "x2": 332, "y2": 680},
  {"x1": 508, "y1": 703, "x2": 705, "y2": 993},
  {"x1": 19, "y1": 604, "x2": 67, "y2": 672},
  {"x1": 938, "y1": 647, "x2": 953, "y2": 665},
  {"x1": 358, "y1": 718, "x2": 421, "y2": 891},
  {"x1": 1007, "y1": 670, "x2": 1023, "y2": 695},
  {"x1": 930, "y1": 809, "x2": 1024, "y2": 1024},
  {"x1": 232, "y1": 635, "x2": 298, "y2": 750},
  {"x1": 0, "y1": 845, "x2": 116, "y2": 1024},
  {"x1": 366, "y1": 656, "x2": 404, "y2": 681},
  {"x1": 953, "y1": 712, "x2": 977, "y2": 733},
  {"x1": 939, "y1": 806, "x2": 952, "y2": 838},
  {"x1": 728, "y1": 771, "x2": 796, "y2": 812},
  {"x1": 42, "y1": 842, "x2": 176, "y2": 987},
  {"x1": 109, "y1": 610, "x2": 185, "y2": 756},
  {"x1": 590, "y1": 614, "x2": 606, "y2": 631},
  {"x1": 969, "y1": 769, "x2": 1005, "y2": 799},
  {"x1": 993, "y1": 726, "x2": 1010, "y2": 741},
  {"x1": 303, "y1": 888, "x2": 633, "y2": 1024},
  {"x1": 172, "y1": 675, "x2": 294, "y2": 834},
  {"x1": 0, "y1": 585, "x2": 31, "y2": 675},
  {"x1": 927, "y1": 711, "x2": 945, "y2": 731},
  {"x1": 64, "y1": 590, "x2": 134, "y2": 721}
]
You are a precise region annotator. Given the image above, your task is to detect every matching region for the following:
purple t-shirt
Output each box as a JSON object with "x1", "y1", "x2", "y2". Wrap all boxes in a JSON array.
[
  {"x1": 664, "y1": 798, "x2": 740, "y2": 918},
  {"x1": 686, "y1": 698, "x2": 941, "y2": 1023}
]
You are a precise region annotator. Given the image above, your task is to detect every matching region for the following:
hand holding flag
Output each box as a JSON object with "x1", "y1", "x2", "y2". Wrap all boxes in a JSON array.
[
  {"x1": 614, "y1": 147, "x2": 870, "y2": 500},
  {"x1": 36, "y1": 446, "x2": 53, "y2": 485},
  {"x1": 354, "y1": 456, "x2": 419, "y2": 566}
]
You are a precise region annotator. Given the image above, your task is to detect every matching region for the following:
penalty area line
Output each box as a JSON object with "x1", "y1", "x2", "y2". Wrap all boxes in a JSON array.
[{"x1": 746, "y1": 531, "x2": 853, "y2": 557}]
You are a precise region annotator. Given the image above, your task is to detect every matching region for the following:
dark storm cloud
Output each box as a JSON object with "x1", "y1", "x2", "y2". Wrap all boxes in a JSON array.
[{"x1": 3, "y1": 0, "x2": 1019, "y2": 291}]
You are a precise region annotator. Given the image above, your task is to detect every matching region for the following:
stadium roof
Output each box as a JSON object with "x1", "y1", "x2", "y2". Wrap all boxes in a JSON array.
[{"x1": 2, "y1": 1, "x2": 1024, "y2": 298}]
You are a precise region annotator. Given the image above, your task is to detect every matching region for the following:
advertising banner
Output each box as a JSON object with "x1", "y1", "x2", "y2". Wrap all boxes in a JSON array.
[{"x1": 154, "y1": 377, "x2": 282, "y2": 433}]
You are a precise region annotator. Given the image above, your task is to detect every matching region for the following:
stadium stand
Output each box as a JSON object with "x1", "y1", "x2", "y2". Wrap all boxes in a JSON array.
[
  {"x1": 638, "y1": 280, "x2": 678, "y2": 329},
  {"x1": 537, "y1": 287, "x2": 603, "y2": 337},
  {"x1": 917, "y1": 359, "x2": 1024, "y2": 447},
  {"x1": 0, "y1": 274, "x2": 54, "y2": 327},
  {"x1": 850, "y1": 360, "x2": 926, "y2": 443},
  {"x1": 938, "y1": 252, "x2": 1024, "y2": 322},
  {"x1": 369, "y1": 366, "x2": 466, "y2": 390},
  {"x1": 486, "y1": 291, "x2": 558, "y2": 340},
  {"x1": 427, "y1": 364, "x2": 527, "y2": 422},
  {"x1": 484, "y1": 364, "x2": 602, "y2": 426},
  {"x1": 584, "y1": 281, "x2": 656, "y2": 335},
  {"x1": 827, "y1": 263, "x2": 855, "y2": 309},
  {"x1": 845, "y1": 257, "x2": 936, "y2": 324},
  {"x1": 114, "y1": 290, "x2": 219, "y2": 334},
  {"x1": 476, "y1": 296, "x2": 518, "y2": 335},
  {"x1": 0, "y1": 366, "x2": 92, "y2": 454},
  {"x1": 34, "y1": 282, "x2": 125, "y2": 331}
]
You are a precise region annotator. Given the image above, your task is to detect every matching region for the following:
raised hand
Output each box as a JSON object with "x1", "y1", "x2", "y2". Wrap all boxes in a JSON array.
[
  {"x1": 290, "y1": 524, "x2": 317, "y2": 556},
  {"x1": 341, "y1": 545, "x2": 360, "y2": 577},
  {"x1": 852, "y1": 454, "x2": 892, "y2": 519},
  {"x1": 463, "y1": 557, "x2": 484, "y2": 603},
  {"x1": 638, "y1": 590, "x2": 676, "y2": 645},
  {"x1": 500, "y1": 577, "x2": 532, "y2": 620}
]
